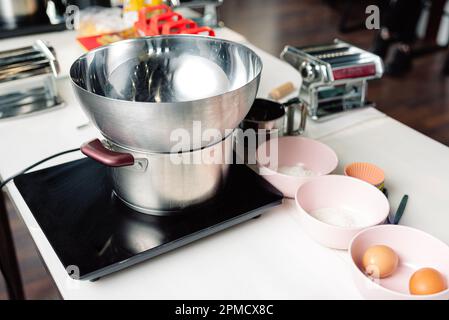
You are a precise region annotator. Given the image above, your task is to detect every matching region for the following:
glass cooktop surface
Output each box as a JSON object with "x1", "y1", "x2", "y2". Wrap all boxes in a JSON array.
[{"x1": 14, "y1": 158, "x2": 283, "y2": 281}]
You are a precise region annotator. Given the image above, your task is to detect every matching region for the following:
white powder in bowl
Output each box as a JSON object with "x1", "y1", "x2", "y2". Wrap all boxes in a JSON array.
[
  {"x1": 309, "y1": 207, "x2": 375, "y2": 228},
  {"x1": 276, "y1": 163, "x2": 317, "y2": 177}
]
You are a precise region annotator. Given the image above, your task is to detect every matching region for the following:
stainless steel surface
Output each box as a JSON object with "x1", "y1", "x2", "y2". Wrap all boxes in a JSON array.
[
  {"x1": 281, "y1": 39, "x2": 384, "y2": 123},
  {"x1": 0, "y1": 0, "x2": 47, "y2": 25},
  {"x1": 169, "y1": 0, "x2": 223, "y2": 7},
  {"x1": 70, "y1": 35, "x2": 262, "y2": 152},
  {"x1": 285, "y1": 102, "x2": 307, "y2": 135},
  {"x1": 237, "y1": 99, "x2": 287, "y2": 164},
  {"x1": 241, "y1": 116, "x2": 284, "y2": 131},
  {"x1": 0, "y1": 40, "x2": 59, "y2": 83},
  {"x1": 239, "y1": 98, "x2": 307, "y2": 137},
  {"x1": 0, "y1": 41, "x2": 62, "y2": 120},
  {"x1": 240, "y1": 99, "x2": 285, "y2": 132},
  {"x1": 0, "y1": 86, "x2": 63, "y2": 120},
  {"x1": 168, "y1": 0, "x2": 223, "y2": 26},
  {"x1": 107, "y1": 132, "x2": 234, "y2": 215}
]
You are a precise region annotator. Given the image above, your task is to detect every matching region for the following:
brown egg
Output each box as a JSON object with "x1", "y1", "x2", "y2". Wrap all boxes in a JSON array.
[
  {"x1": 362, "y1": 245, "x2": 399, "y2": 278},
  {"x1": 409, "y1": 268, "x2": 447, "y2": 295}
]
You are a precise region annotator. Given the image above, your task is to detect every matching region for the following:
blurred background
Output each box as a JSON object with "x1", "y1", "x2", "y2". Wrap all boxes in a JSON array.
[
  {"x1": 218, "y1": 0, "x2": 449, "y2": 145},
  {"x1": 1, "y1": 0, "x2": 448, "y2": 299}
]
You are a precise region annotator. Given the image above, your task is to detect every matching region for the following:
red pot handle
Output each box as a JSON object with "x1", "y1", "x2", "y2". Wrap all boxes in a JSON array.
[{"x1": 81, "y1": 139, "x2": 134, "y2": 167}]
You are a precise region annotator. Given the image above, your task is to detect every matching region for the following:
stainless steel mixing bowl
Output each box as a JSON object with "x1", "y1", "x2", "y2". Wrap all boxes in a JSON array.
[{"x1": 70, "y1": 35, "x2": 262, "y2": 152}]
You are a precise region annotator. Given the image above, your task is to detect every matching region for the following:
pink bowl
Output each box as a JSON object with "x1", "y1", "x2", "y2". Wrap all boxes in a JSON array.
[
  {"x1": 349, "y1": 225, "x2": 449, "y2": 300},
  {"x1": 295, "y1": 175, "x2": 390, "y2": 249},
  {"x1": 257, "y1": 136, "x2": 338, "y2": 198}
]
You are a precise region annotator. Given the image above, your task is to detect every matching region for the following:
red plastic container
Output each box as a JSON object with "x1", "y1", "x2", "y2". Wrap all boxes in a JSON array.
[
  {"x1": 161, "y1": 18, "x2": 197, "y2": 35},
  {"x1": 180, "y1": 26, "x2": 215, "y2": 36},
  {"x1": 134, "y1": 4, "x2": 215, "y2": 37}
]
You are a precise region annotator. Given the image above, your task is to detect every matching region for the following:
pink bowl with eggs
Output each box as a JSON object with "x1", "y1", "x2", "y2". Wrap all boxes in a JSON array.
[
  {"x1": 256, "y1": 136, "x2": 338, "y2": 198},
  {"x1": 349, "y1": 225, "x2": 449, "y2": 300},
  {"x1": 295, "y1": 175, "x2": 390, "y2": 249}
]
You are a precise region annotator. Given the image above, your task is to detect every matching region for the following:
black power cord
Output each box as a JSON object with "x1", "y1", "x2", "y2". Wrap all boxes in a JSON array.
[{"x1": 0, "y1": 148, "x2": 81, "y2": 189}]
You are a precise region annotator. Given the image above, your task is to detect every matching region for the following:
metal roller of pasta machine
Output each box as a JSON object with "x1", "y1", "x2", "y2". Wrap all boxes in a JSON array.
[
  {"x1": 280, "y1": 39, "x2": 384, "y2": 126},
  {"x1": 0, "y1": 40, "x2": 62, "y2": 120}
]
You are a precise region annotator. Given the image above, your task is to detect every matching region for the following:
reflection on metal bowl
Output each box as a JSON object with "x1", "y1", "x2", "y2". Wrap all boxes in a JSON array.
[{"x1": 70, "y1": 35, "x2": 262, "y2": 152}]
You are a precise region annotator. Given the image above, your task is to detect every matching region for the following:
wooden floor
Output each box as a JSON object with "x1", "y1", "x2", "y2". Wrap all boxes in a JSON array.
[
  {"x1": 0, "y1": 196, "x2": 60, "y2": 300},
  {"x1": 1, "y1": 0, "x2": 449, "y2": 299}
]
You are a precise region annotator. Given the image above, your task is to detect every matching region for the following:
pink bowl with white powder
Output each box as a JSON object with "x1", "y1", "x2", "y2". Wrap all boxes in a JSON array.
[
  {"x1": 256, "y1": 136, "x2": 338, "y2": 198},
  {"x1": 295, "y1": 175, "x2": 390, "y2": 249},
  {"x1": 349, "y1": 225, "x2": 449, "y2": 300}
]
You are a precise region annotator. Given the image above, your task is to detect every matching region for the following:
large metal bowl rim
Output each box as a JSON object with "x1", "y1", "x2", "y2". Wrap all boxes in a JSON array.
[{"x1": 69, "y1": 35, "x2": 263, "y2": 106}]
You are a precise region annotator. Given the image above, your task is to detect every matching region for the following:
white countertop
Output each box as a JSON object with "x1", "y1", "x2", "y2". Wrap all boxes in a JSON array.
[{"x1": 1, "y1": 28, "x2": 448, "y2": 300}]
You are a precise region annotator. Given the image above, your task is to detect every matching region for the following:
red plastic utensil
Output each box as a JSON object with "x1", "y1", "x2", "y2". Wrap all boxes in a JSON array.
[
  {"x1": 135, "y1": 5, "x2": 182, "y2": 36},
  {"x1": 161, "y1": 18, "x2": 197, "y2": 35},
  {"x1": 180, "y1": 26, "x2": 215, "y2": 36},
  {"x1": 134, "y1": 4, "x2": 172, "y2": 35},
  {"x1": 148, "y1": 11, "x2": 183, "y2": 35}
]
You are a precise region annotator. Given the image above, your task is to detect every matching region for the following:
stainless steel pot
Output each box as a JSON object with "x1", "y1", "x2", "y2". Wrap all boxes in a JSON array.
[
  {"x1": 240, "y1": 98, "x2": 286, "y2": 132},
  {"x1": 70, "y1": 36, "x2": 262, "y2": 152},
  {"x1": 0, "y1": 0, "x2": 47, "y2": 26},
  {"x1": 81, "y1": 131, "x2": 234, "y2": 215}
]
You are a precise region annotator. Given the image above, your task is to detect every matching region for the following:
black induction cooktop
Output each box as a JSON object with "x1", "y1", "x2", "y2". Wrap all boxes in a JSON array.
[{"x1": 14, "y1": 158, "x2": 283, "y2": 281}]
